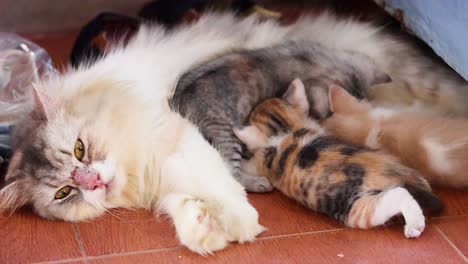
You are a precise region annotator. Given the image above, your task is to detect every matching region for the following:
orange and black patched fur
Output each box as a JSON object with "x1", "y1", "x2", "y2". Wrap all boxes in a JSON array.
[{"x1": 235, "y1": 79, "x2": 443, "y2": 238}]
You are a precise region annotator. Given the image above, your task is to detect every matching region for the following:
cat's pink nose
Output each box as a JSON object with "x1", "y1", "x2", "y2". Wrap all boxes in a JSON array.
[{"x1": 71, "y1": 167, "x2": 104, "y2": 190}]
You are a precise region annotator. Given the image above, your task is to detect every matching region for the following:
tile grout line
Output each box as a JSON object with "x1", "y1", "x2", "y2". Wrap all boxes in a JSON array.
[
  {"x1": 36, "y1": 224, "x2": 90, "y2": 264},
  {"x1": 85, "y1": 246, "x2": 183, "y2": 261},
  {"x1": 34, "y1": 228, "x2": 347, "y2": 263},
  {"x1": 35, "y1": 246, "x2": 184, "y2": 263},
  {"x1": 72, "y1": 223, "x2": 88, "y2": 262},
  {"x1": 434, "y1": 225, "x2": 467, "y2": 262},
  {"x1": 431, "y1": 213, "x2": 468, "y2": 221},
  {"x1": 34, "y1": 257, "x2": 86, "y2": 264},
  {"x1": 31, "y1": 219, "x2": 468, "y2": 263},
  {"x1": 87, "y1": 228, "x2": 348, "y2": 261},
  {"x1": 258, "y1": 227, "x2": 347, "y2": 241}
]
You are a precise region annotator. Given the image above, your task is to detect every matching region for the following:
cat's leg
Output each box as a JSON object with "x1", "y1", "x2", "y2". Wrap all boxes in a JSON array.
[
  {"x1": 202, "y1": 121, "x2": 273, "y2": 193},
  {"x1": 347, "y1": 187, "x2": 425, "y2": 238},
  {"x1": 158, "y1": 128, "x2": 265, "y2": 254}
]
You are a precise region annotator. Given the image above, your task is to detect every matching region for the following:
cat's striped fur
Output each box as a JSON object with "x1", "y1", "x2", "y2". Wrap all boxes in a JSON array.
[{"x1": 235, "y1": 79, "x2": 443, "y2": 237}]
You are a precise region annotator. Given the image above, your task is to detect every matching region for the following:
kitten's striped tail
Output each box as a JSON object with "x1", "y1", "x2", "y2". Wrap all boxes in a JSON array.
[
  {"x1": 403, "y1": 183, "x2": 444, "y2": 214},
  {"x1": 400, "y1": 171, "x2": 444, "y2": 213}
]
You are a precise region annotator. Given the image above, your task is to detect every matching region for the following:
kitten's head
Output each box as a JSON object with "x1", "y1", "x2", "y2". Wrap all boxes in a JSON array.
[
  {"x1": 235, "y1": 78, "x2": 322, "y2": 175},
  {"x1": 322, "y1": 84, "x2": 373, "y2": 145},
  {"x1": 0, "y1": 78, "x2": 144, "y2": 221},
  {"x1": 235, "y1": 79, "x2": 309, "y2": 148}
]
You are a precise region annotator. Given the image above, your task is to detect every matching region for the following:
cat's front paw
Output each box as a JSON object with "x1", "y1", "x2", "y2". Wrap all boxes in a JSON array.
[
  {"x1": 166, "y1": 195, "x2": 230, "y2": 255},
  {"x1": 161, "y1": 193, "x2": 265, "y2": 255},
  {"x1": 219, "y1": 198, "x2": 266, "y2": 243}
]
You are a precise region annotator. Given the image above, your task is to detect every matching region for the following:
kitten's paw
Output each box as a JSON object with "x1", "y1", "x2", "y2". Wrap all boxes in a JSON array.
[
  {"x1": 403, "y1": 203, "x2": 426, "y2": 238},
  {"x1": 404, "y1": 216, "x2": 425, "y2": 238},
  {"x1": 239, "y1": 172, "x2": 273, "y2": 193},
  {"x1": 405, "y1": 224, "x2": 424, "y2": 238}
]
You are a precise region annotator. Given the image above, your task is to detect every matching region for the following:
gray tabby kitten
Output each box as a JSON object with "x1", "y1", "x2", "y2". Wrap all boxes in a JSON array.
[{"x1": 170, "y1": 41, "x2": 391, "y2": 192}]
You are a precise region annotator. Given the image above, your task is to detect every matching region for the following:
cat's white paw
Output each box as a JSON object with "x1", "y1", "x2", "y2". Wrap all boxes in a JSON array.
[
  {"x1": 161, "y1": 193, "x2": 265, "y2": 255},
  {"x1": 169, "y1": 195, "x2": 230, "y2": 255},
  {"x1": 219, "y1": 199, "x2": 266, "y2": 243}
]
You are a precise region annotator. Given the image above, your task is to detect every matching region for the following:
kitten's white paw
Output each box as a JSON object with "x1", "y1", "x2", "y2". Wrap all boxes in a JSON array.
[
  {"x1": 403, "y1": 203, "x2": 426, "y2": 238},
  {"x1": 404, "y1": 224, "x2": 424, "y2": 238},
  {"x1": 404, "y1": 216, "x2": 425, "y2": 238}
]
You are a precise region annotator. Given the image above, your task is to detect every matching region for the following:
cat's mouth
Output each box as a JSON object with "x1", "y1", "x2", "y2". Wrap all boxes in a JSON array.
[
  {"x1": 72, "y1": 168, "x2": 114, "y2": 194},
  {"x1": 102, "y1": 177, "x2": 116, "y2": 195},
  {"x1": 104, "y1": 181, "x2": 112, "y2": 192}
]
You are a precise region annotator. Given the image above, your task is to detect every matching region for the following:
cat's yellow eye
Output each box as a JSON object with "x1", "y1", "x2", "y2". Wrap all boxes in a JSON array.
[
  {"x1": 74, "y1": 139, "x2": 85, "y2": 161},
  {"x1": 55, "y1": 186, "x2": 73, "y2": 200}
]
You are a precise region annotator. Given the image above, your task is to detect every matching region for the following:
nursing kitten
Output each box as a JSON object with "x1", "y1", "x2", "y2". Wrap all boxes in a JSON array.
[
  {"x1": 171, "y1": 40, "x2": 391, "y2": 192},
  {"x1": 323, "y1": 85, "x2": 468, "y2": 189},
  {"x1": 172, "y1": 13, "x2": 468, "y2": 193},
  {"x1": 234, "y1": 79, "x2": 443, "y2": 238}
]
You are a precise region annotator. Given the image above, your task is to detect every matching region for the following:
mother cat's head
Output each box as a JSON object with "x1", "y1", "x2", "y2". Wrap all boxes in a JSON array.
[{"x1": 0, "y1": 77, "x2": 148, "y2": 221}]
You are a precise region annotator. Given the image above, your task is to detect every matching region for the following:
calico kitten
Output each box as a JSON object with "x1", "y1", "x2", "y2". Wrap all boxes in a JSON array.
[
  {"x1": 171, "y1": 41, "x2": 391, "y2": 193},
  {"x1": 323, "y1": 85, "x2": 468, "y2": 189},
  {"x1": 234, "y1": 79, "x2": 443, "y2": 238}
]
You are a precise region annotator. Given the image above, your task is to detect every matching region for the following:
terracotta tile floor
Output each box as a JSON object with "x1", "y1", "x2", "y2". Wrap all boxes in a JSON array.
[
  {"x1": 0, "y1": 189, "x2": 467, "y2": 263},
  {"x1": 1, "y1": 4, "x2": 467, "y2": 263}
]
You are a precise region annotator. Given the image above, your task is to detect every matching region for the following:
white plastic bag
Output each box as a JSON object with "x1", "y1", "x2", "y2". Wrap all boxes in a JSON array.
[{"x1": 0, "y1": 33, "x2": 57, "y2": 158}]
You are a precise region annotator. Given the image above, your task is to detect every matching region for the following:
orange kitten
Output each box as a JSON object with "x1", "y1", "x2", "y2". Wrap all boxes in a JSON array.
[
  {"x1": 235, "y1": 79, "x2": 443, "y2": 238},
  {"x1": 323, "y1": 85, "x2": 468, "y2": 189}
]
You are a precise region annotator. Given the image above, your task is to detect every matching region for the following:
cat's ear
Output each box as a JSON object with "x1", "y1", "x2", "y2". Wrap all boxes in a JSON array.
[
  {"x1": 32, "y1": 85, "x2": 56, "y2": 119},
  {"x1": 234, "y1": 126, "x2": 265, "y2": 150},
  {"x1": 283, "y1": 78, "x2": 309, "y2": 113},
  {"x1": 328, "y1": 84, "x2": 364, "y2": 114},
  {"x1": 0, "y1": 180, "x2": 29, "y2": 215},
  {"x1": 0, "y1": 153, "x2": 29, "y2": 214}
]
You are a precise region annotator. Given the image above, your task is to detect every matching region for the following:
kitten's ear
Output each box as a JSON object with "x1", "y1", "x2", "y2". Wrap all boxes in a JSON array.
[
  {"x1": 1, "y1": 152, "x2": 28, "y2": 214},
  {"x1": 328, "y1": 84, "x2": 364, "y2": 114},
  {"x1": 283, "y1": 78, "x2": 309, "y2": 113},
  {"x1": 234, "y1": 126, "x2": 265, "y2": 150}
]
